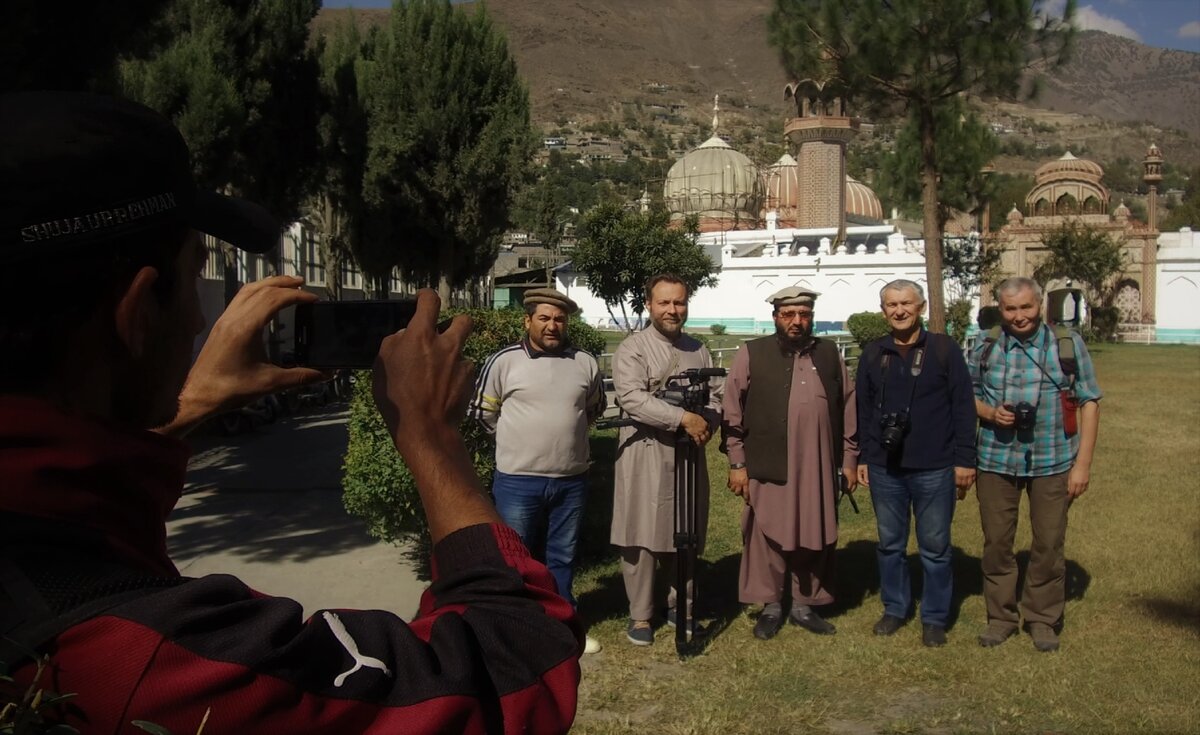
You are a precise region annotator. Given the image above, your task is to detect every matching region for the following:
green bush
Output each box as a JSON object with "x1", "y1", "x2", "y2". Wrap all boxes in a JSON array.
[
  {"x1": 709, "y1": 323, "x2": 727, "y2": 335},
  {"x1": 1088, "y1": 305, "x2": 1120, "y2": 343},
  {"x1": 946, "y1": 299, "x2": 973, "y2": 346},
  {"x1": 977, "y1": 305, "x2": 1001, "y2": 330},
  {"x1": 342, "y1": 308, "x2": 605, "y2": 544},
  {"x1": 845, "y1": 311, "x2": 889, "y2": 347}
]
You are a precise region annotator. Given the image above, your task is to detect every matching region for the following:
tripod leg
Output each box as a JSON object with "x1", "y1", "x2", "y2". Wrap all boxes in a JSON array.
[{"x1": 674, "y1": 436, "x2": 699, "y2": 656}]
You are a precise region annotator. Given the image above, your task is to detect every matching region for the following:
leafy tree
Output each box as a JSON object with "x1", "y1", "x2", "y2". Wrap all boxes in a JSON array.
[
  {"x1": 117, "y1": 0, "x2": 322, "y2": 304},
  {"x1": 878, "y1": 97, "x2": 997, "y2": 229},
  {"x1": 360, "y1": 0, "x2": 536, "y2": 302},
  {"x1": 119, "y1": 0, "x2": 321, "y2": 225},
  {"x1": 944, "y1": 233, "x2": 1004, "y2": 303},
  {"x1": 769, "y1": 0, "x2": 1075, "y2": 332},
  {"x1": 1034, "y1": 222, "x2": 1126, "y2": 309},
  {"x1": 1162, "y1": 166, "x2": 1200, "y2": 231},
  {"x1": 1, "y1": 0, "x2": 172, "y2": 91},
  {"x1": 308, "y1": 13, "x2": 372, "y2": 300},
  {"x1": 571, "y1": 203, "x2": 718, "y2": 331},
  {"x1": 986, "y1": 172, "x2": 1035, "y2": 231}
]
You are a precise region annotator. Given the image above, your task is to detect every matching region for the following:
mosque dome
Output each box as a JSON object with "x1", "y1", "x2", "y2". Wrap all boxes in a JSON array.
[
  {"x1": 664, "y1": 135, "x2": 762, "y2": 232},
  {"x1": 845, "y1": 175, "x2": 883, "y2": 221},
  {"x1": 1033, "y1": 151, "x2": 1105, "y2": 185},
  {"x1": 762, "y1": 153, "x2": 799, "y2": 226},
  {"x1": 1026, "y1": 151, "x2": 1109, "y2": 217}
]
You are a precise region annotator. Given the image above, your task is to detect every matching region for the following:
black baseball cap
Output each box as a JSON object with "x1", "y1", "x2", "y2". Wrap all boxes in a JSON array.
[{"x1": 0, "y1": 91, "x2": 279, "y2": 263}]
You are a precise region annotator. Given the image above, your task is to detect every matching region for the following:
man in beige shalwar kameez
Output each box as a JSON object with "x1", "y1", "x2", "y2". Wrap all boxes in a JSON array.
[
  {"x1": 611, "y1": 274, "x2": 721, "y2": 646},
  {"x1": 722, "y1": 287, "x2": 858, "y2": 640}
]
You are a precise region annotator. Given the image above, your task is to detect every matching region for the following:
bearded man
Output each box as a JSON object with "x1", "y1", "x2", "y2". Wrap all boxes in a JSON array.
[
  {"x1": 610, "y1": 274, "x2": 720, "y2": 646},
  {"x1": 721, "y1": 287, "x2": 858, "y2": 640}
]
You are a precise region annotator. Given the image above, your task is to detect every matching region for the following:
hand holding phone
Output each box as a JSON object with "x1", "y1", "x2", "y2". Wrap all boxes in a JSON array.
[
  {"x1": 293, "y1": 300, "x2": 421, "y2": 369},
  {"x1": 370, "y1": 291, "x2": 475, "y2": 444}
]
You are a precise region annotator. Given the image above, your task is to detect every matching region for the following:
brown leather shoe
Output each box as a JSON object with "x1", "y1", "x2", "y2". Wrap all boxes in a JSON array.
[
  {"x1": 978, "y1": 622, "x2": 1018, "y2": 648},
  {"x1": 1028, "y1": 622, "x2": 1060, "y2": 652}
]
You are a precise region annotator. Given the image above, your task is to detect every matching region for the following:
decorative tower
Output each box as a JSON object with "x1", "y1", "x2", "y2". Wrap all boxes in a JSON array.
[
  {"x1": 1143, "y1": 142, "x2": 1163, "y2": 232},
  {"x1": 783, "y1": 74, "x2": 859, "y2": 246},
  {"x1": 1140, "y1": 143, "x2": 1164, "y2": 324}
]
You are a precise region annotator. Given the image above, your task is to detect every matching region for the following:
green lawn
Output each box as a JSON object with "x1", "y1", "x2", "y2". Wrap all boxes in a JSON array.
[{"x1": 570, "y1": 343, "x2": 1200, "y2": 734}]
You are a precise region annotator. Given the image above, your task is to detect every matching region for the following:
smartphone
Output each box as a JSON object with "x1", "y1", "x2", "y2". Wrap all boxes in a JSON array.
[{"x1": 293, "y1": 300, "x2": 419, "y2": 369}]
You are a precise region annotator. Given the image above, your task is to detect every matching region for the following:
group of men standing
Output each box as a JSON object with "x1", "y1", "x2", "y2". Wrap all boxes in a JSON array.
[{"x1": 471, "y1": 272, "x2": 1101, "y2": 654}]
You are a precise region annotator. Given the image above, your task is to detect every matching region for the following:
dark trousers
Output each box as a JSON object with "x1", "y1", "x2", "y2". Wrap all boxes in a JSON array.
[{"x1": 976, "y1": 470, "x2": 1070, "y2": 629}]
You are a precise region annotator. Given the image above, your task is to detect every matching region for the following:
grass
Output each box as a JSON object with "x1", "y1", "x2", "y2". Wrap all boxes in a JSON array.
[{"x1": 569, "y1": 343, "x2": 1200, "y2": 734}]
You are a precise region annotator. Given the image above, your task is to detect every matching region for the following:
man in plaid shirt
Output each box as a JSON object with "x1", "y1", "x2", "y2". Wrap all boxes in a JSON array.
[{"x1": 969, "y1": 277, "x2": 1102, "y2": 652}]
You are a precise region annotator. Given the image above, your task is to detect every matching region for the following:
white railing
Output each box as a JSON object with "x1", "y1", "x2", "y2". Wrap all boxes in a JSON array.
[{"x1": 1116, "y1": 323, "x2": 1155, "y2": 344}]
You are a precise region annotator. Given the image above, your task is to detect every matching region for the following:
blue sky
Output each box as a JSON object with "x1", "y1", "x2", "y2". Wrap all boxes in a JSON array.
[{"x1": 322, "y1": 0, "x2": 1200, "y2": 53}]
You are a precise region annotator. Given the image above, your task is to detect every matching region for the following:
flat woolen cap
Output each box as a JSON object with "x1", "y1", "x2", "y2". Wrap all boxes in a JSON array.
[
  {"x1": 0, "y1": 91, "x2": 280, "y2": 264},
  {"x1": 523, "y1": 287, "x2": 579, "y2": 314},
  {"x1": 767, "y1": 286, "x2": 820, "y2": 307}
]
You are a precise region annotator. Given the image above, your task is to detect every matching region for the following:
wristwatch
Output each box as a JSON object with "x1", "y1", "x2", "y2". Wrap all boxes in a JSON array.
[{"x1": 729, "y1": 462, "x2": 746, "y2": 470}]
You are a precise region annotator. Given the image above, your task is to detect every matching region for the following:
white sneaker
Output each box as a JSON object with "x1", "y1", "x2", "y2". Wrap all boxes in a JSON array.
[{"x1": 583, "y1": 635, "x2": 602, "y2": 654}]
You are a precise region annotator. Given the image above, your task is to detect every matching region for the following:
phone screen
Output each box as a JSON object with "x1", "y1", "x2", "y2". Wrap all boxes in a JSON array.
[{"x1": 293, "y1": 300, "x2": 419, "y2": 368}]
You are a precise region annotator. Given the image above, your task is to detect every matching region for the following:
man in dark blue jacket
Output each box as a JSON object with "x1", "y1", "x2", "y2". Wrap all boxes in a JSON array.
[{"x1": 855, "y1": 279, "x2": 977, "y2": 647}]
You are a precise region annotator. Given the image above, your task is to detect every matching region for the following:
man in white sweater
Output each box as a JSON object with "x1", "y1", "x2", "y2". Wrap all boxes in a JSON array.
[{"x1": 471, "y1": 288, "x2": 607, "y2": 653}]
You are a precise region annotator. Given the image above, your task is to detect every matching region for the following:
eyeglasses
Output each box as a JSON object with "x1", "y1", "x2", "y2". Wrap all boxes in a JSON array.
[{"x1": 777, "y1": 310, "x2": 814, "y2": 321}]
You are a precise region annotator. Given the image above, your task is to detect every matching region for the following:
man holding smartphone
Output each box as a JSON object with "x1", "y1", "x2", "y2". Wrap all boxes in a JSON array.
[
  {"x1": 470, "y1": 288, "x2": 607, "y2": 654},
  {"x1": 0, "y1": 92, "x2": 581, "y2": 732}
]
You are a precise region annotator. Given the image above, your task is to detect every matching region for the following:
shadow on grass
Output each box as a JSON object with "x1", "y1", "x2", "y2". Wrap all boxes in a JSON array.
[{"x1": 1140, "y1": 596, "x2": 1200, "y2": 632}]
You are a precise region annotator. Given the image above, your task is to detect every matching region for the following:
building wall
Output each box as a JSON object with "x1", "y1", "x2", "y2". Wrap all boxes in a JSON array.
[
  {"x1": 556, "y1": 226, "x2": 971, "y2": 333},
  {"x1": 1156, "y1": 228, "x2": 1200, "y2": 342}
]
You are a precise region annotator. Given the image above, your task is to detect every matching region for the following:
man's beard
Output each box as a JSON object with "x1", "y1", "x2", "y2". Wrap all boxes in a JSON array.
[{"x1": 776, "y1": 325, "x2": 813, "y2": 350}]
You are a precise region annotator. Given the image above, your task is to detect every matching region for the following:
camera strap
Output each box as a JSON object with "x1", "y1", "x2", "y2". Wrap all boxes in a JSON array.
[{"x1": 876, "y1": 347, "x2": 925, "y2": 413}]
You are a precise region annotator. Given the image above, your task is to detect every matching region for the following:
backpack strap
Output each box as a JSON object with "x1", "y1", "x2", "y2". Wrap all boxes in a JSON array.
[
  {"x1": 1051, "y1": 324, "x2": 1078, "y2": 389},
  {"x1": 978, "y1": 325, "x2": 1003, "y2": 373}
]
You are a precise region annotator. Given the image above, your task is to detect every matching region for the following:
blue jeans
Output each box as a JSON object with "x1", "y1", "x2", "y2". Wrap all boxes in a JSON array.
[
  {"x1": 491, "y1": 471, "x2": 588, "y2": 607},
  {"x1": 868, "y1": 464, "x2": 956, "y2": 627}
]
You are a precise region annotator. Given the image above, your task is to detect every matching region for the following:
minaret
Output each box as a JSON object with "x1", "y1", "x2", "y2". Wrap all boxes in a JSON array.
[
  {"x1": 783, "y1": 77, "x2": 859, "y2": 245},
  {"x1": 1143, "y1": 143, "x2": 1163, "y2": 232},
  {"x1": 1140, "y1": 143, "x2": 1163, "y2": 325}
]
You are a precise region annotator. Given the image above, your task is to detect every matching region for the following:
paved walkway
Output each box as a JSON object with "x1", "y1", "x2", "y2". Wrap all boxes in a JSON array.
[{"x1": 167, "y1": 404, "x2": 428, "y2": 621}]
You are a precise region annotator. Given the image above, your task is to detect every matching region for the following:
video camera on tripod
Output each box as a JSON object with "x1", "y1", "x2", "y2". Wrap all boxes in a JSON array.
[
  {"x1": 599, "y1": 366, "x2": 725, "y2": 657},
  {"x1": 598, "y1": 367, "x2": 726, "y2": 431}
]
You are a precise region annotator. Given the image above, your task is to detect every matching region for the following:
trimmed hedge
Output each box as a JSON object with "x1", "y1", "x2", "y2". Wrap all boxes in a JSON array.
[
  {"x1": 342, "y1": 308, "x2": 606, "y2": 544},
  {"x1": 845, "y1": 311, "x2": 889, "y2": 347}
]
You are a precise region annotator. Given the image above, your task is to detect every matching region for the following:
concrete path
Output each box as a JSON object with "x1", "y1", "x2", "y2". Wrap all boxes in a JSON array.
[{"x1": 167, "y1": 404, "x2": 428, "y2": 621}]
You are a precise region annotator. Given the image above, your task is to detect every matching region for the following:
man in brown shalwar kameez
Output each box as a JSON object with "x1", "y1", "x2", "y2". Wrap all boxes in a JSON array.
[
  {"x1": 722, "y1": 287, "x2": 858, "y2": 640},
  {"x1": 611, "y1": 274, "x2": 721, "y2": 646}
]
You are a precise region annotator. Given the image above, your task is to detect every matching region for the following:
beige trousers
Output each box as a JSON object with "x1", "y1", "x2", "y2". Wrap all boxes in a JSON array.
[{"x1": 619, "y1": 546, "x2": 693, "y2": 622}]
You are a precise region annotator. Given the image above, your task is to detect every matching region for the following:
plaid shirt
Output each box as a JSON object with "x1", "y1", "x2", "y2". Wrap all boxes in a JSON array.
[{"x1": 969, "y1": 323, "x2": 1102, "y2": 477}]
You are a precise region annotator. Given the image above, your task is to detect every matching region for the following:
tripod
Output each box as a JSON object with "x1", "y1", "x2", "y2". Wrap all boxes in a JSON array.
[{"x1": 671, "y1": 425, "x2": 701, "y2": 657}]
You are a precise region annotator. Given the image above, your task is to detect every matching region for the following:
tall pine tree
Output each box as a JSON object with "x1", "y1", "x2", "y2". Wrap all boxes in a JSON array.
[
  {"x1": 769, "y1": 0, "x2": 1074, "y2": 331},
  {"x1": 361, "y1": 0, "x2": 535, "y2": 302}
]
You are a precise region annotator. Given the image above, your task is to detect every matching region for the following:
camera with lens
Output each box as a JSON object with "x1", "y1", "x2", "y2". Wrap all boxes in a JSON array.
[
  {"x1": 879, "y1": 411, "x2": 910, "y2": 454},
  {"x1": 1012, "y1": 401, "x2": 1037, "y2": 431}
]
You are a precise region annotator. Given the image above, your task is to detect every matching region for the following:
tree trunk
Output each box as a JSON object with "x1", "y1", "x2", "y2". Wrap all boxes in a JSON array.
[{"x1": 920, "y1": 106, "x2": 946, "y2": 333}]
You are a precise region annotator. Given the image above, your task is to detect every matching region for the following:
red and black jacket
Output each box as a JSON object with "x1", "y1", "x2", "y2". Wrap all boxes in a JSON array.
[{"x1": 0, "y1": 397, "x2": 582, "y2": 733}]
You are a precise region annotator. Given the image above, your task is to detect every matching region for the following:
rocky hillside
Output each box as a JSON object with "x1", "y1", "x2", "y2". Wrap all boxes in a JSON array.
[{"x1": 314, "y1": 4, "x2": 1199, "y2": 163}]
